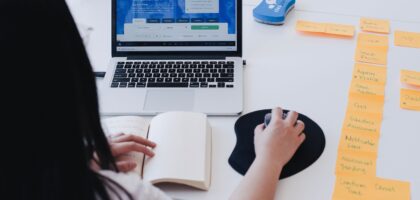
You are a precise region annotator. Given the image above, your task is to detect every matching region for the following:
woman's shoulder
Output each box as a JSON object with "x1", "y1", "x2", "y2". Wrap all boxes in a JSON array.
[{"x1": 99, "y1": 170, "x2": 172, "y2": 200}]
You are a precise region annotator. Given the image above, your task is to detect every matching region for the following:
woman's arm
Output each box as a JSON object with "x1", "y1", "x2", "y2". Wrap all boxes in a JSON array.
[{"x1": 230, "y1": 107, "x2": 306, "y2": 200}]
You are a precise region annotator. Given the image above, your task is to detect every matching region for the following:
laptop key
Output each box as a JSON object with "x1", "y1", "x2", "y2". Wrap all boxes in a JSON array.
[
  {"x1": 207, "y1": 78, "x2": 215, "y2": 82},
  {"x1": 190, "y1": 82, "x2": 199, "y2": 88},
  {"x1": 203, "y1": 73, "x2": 211, "y2": 77},
  {"x1": 128, "y1": 82, "x2": 136, "y2": 87},
  {"x1": 117, "y1": 62, "x2": 125, "y2": 64},
  {"x1": 199, "y1": 78, "x2": 206, "y2": 82},
  {"x1": 178, "y1": 73, "x2": 186, "y2": 77},
  {"x1": 165, "y1": 78, "x2": 172, "y2": 82},
  {"x1": 174, "y1": 78, "x2": 181, "y2": 82},
  {"x1": 147, "y1": 83, "x2": 188, "y2": 88},
  {"x1": 191, "y1": 78, "x2": 198, "y2": 82},
  {"x1": 119, "y1": 83, "x2": 128, "y2": 87},
  {"x1": 136, "y1": 73, "x2": 144, "y2": 77},
  {"x1": 128, "y1": 73, "x2": 136, "y2": 77},
  {"x1": 145, "y1": 73, "x2": 152, "y2": 77},
  {"x1": 139, "y1": 78, "x2": 147, "y2": 82},
  {"x1": 116, "y1": 64, "x2": 124, "y2": 69},
  {"x1": 111, "y1": 83, "x2": 119, "y2": 88},
  {"x1": 131, "y1": 78, "x2": 139, "y2": 82},
  {"x1": 182, "y1": 78, "x2": 189, "y2": 82},
  {"x1": 161, "y1": 73, "x2": 169, "y2": 77},
  {"x1": 209, "y1": 84, "x2": 217, "y2": 88},
  {"x1": 227, "y1": 61, "x2": 234, "y2": 64},
  {"x1": 200, "y1": 83, "x2": 208, "y2": 88},
  {"x1": 113, "y1": 78, "x2": 130, "y2": 82},
  {"x1": 220, "y1": 73, "x2": 234, "y2": 78},
  {"x1": 157, "y1": 78, "x2": 164, "y2": 82},
  {"x1": 114, "y1": 73, "x2": 127, "y2": 78},
  {"x1": 227, "y1": 85, "x2": 234, "y2": 88},
  {"x1": 218, "y1": 82, "x2": 225, "y2": 88},
  {"x1": 223, "y1": 64, "x2": 234, "y2": 69},
  {"x1": 136, "y1": 82, "x2": 146, "y2": 88},
  {"x1": 127, "y1": 69, "x2": 135, "y2": 73},
  {"x1": 227, "y1": 69, "x2": 234, "y2": 73},
  {"x1": 148, "y1": 78, "x2": 156, "y2": 82},
  {"x1": 216, "y1": 78, "x2": 234, "y2": 82}
]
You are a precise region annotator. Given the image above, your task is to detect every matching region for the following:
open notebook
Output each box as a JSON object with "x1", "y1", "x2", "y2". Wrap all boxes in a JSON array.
[{"x1": 101, "y1": 111, "x2": 212, "y2": 190}]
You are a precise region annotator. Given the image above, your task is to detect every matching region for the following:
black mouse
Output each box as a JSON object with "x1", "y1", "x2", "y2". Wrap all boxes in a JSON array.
[{"x1": 228, "y1": 109, "x2": 326, "y2": 179}]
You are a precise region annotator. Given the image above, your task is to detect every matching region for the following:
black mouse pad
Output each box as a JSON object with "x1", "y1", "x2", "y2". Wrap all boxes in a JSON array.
[{"x1": 228, "y1": 109, "x2": 326, "y2": 179}]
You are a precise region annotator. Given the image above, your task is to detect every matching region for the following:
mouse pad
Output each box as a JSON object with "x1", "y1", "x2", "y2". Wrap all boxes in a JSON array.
[{"x1": 228, "y1": 109, "x2": 326, "y2": 179}]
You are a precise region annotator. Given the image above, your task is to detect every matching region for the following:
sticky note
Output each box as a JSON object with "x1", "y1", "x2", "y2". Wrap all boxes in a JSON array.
[
  {"x1": 325, "y1": 23, "x2": 355, "y2": 37},
  {"x1": 367, "y1": 178, "x2": 411, "y2": 200},
  {"x1": 296, "y1": 20, "x2": 326, "y2": 33},
  {"x1": 347, "y1": 96, "x2": 384, "y2": 114},
  {"x1": 332, "y1": 176, "x2": 371, "y2": 200},
  {"x1": 339, "y1": 131, "x2": 379, "y2": 156},
  {"x1": 395, "y1": 31, "x2": 420, "y2": 48},
  {"x1": 349, "y1": 80, "x2": 386, "y2": 100},
  {"x1": 296, "y1": 20, "x2": 355, "y2": 37},
  {"x1": 357, "y1": 33, "x2": 389, "y2": 50},
  {"x1": 352, "y1": 63, "x2": 387, "y2": 85},
  {"x1": 401, "y1": 69, "x2": 420, "y2": 86},
  {"x1": 342, "y1": 111, "x2": 383, "y2": 136},
  {"x1": 360, "y1": 18, "x2": 390, "y2": 34},
  {"x1": 355, "y1": 46, "x2": 388, "y2": 65},
  {"x1": 400, "y1": 88, "x2": 420, "y2": 111},
  {"x1": 335, "y1": 152, "x2": 376, "y2": 176}
]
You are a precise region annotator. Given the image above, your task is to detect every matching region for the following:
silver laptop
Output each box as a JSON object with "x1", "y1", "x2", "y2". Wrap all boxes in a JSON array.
[{"x1": 99, "y1": 0, "x2": 243, "y2": 116}]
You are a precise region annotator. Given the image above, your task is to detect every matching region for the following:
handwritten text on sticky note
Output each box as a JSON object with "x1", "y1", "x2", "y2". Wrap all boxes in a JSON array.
[
  {"x1": 352, "y1": 63, "x2": 387, "y2": 85},
  {"x1": 335, "y1": 152, "x2": 376, "y2": 176},
  {"x1": 339, "y1": 131, "x2": 379, "y2": 156},
  {"x1": 358, "y1": 33, "x2": 389, "y2": 50},
  {"x1": 400, "y1": 88, "x2": 420, "y2": 111},
  {"x1": 355, "y1": 46, "x2": 388, "y2": 65},
  {"x1": 395, "y1": 31, "x2": 420, "y2": 48},
  {"x1": 342, "y1": 111, "x2": 383, "y2": 136},
  {"x1": 401, "y1": 69, "x2": 420, "y2": 86},
  {"x1": 360, "y1": 18, "x2": 390, "y2": 34}
]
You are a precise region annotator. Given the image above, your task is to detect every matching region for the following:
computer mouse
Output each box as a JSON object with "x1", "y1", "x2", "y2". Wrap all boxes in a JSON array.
[
  {"x1": 253, "y1": 0, "x2": 296, "y2": 25},
  {"x1": 229, "y1": 109, "x2": 326, "y2": 179}
]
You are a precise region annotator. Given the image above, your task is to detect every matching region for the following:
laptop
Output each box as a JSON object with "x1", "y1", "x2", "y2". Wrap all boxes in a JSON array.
[{"x1": 99, "y1": 0, "x2": 243, "y2": 116}]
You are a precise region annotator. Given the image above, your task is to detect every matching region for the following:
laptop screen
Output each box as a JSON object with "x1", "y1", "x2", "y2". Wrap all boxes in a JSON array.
[{"x1": 115, "y1": 0, "x2": 238, "y2": 52}]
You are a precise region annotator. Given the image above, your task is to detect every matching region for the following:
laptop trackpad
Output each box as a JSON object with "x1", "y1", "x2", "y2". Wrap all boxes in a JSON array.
[{"x1": 143, "y1": 90, "x2": 195, "y2": 111}]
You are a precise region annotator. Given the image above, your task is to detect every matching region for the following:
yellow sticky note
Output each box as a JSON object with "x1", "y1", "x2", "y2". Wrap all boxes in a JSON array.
[
  {"x1": 401, "y1": 69, "x2": 420, "y2": 86},
  {"x1": 357, "y1": 33, "x2": 389, "y2": 50},
  {"x1": 400, "y1": 88, "x2": 420, "y2": 111},
  {"x1": 352, "y1": 63, "x2": 387, "y2": 85},
  {"x1": 355, "y1": 46, "x2": 388, "y2": 65},
  {"x1": 296, "y1": 20, "x2": 326, "y2": 33},
  {"x1": 367, "y1": 178, "x2": 411, "y2": 200},
  {"x1": 325, "y1": 23, "x2": 355, "y2": 37},
  {"x1": 332, "y1": 176, "x2": 371, "y2": 200},
  {"x1": 339, "y1": 131, "x2": 379, "y2": 156},
  {"x1": 342, "y1": 111, "x2": 383, "y2": 136},
  {"x1": 335, "y1": 152, "x2": 376, "y2": 176},
  {"x1": 349, "y1": 80, "x2": 386, "y2": 101},
  {"x1": 347, "y1": 96, "x2": 384, "y2": 114},
  {"x1": 395, "y1": 31, "x2": 420, "y2": 48},
  {"x1": 360, "y1": 18, "x2": 390, "y2": 34}
]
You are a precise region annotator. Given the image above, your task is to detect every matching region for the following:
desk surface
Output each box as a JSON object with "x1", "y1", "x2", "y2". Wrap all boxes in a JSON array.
[{"x1": 67, "y1": 0, "x2": 420, "y2": 199}]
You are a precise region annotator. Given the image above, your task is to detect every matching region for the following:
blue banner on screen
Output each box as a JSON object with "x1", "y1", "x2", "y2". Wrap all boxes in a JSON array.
[{"x1": 116, "y1": 0, "x2": 237, "y2": 52}]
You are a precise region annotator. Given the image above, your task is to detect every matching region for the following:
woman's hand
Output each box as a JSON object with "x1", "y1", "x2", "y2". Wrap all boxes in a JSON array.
[
  {"x1": 254, "y1": 107, "x2": 306, "y2": 168},
  {"x1": 108, "y1": 133, "x2": 156, "y2": 172}
]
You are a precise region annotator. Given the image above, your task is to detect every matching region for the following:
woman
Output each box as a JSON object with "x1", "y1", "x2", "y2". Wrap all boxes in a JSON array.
[{"x1": 1, "y1": 0, "x2": 305, "y2": 199}]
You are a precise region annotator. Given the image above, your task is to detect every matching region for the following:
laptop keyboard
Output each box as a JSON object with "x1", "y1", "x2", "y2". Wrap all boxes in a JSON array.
[{"x1": 111, "y1": 61, "x2": 235, "y2": 88}]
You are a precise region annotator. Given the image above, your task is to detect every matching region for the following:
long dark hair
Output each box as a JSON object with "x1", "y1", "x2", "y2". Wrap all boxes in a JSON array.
[{"x1": 1, "y1": 0, "x2": 131, "y2": 199}]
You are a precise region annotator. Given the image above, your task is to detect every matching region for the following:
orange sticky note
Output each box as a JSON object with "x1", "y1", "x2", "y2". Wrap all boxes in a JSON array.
[
  {"x1": 395, "y1": 31, "x2": 420, "y2": 48},
  {"x1": 352, "y1": 63, "x2": 387, "y2": 85},
  {"x1": 360, "y1": 18, "x2": 390, "y2": 34},
  {"x1": 342, "y1": 111, "x2": 383, "y2": 136},
  {"x1": 400, "y1": 88, "x2": 420, "y2": 111},
  {"x1": 367, "y1": 178, "x2": 411, "y2": 200},
  {"x1": 332, "y1": 176, "x2": 371, "y2": 200},
  {"x1": 355, "y1": 46, "x2": 388, "y2": 65},
  {"x1": 339, "y1": 131, "x2": 379, "y2": 156},
  {"x1": 347, "y1": 96, "x2": 384, "y2": 114},
  {"x1": 357, "y1": 33, "x2": 389, "y2": 50},
  {"x1": 401, "y1": 69, "x2": 420, "y2": 86},
  {"x1": 296, "y1": 20, "x2": 326, "y2": 33},
  {"x1": 335, "y1": 152, "x2": 376, "y2": 176},
  {"x1": 349, "y1": 80, "x2": 386, "y2": 100},
  {"x1": 325, "y1": 23, "x2": 355, "y2": 37}
]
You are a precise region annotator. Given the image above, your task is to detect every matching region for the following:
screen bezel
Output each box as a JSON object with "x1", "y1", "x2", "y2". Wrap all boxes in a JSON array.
[{"x1": 111, "y1": 0, "x2": 242, "y2": 57}]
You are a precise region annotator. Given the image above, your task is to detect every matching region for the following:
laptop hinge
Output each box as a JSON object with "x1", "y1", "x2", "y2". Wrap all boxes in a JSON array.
[{"x1": 127, "y1": 55, "x2": 226, "y2": 60}]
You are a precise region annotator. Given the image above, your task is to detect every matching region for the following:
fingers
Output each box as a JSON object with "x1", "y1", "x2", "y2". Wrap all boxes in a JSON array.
[
  {"x1": 116, "y1": 160, "x2": 137, "y2": 172},
  {"x1": 285, "y1": 111, "x2": 299, "y2": 125},
  {"x1": 111, "y1": 134, "x2": 156, "y2": 148},
  {"x1": 270, "y1": 107, "x2": 284, "y2": 123},
  {"x1": 111, "y1": 142, "x2": 155, "y2": 157},
  {"x1": 254, "y1": 124, "x2": 265, "y2": 134},
  {"x1": 298, "y1": 132, "x2": 306, "y2": 144},
  {"x1": 294, "y1": 120, "x2": 305, "y2": 133}
]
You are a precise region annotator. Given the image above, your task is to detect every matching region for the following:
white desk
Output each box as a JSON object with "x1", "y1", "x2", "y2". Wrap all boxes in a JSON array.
[{"x1": 67, "y1": 0, "x2": 420, "y2": 199}]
